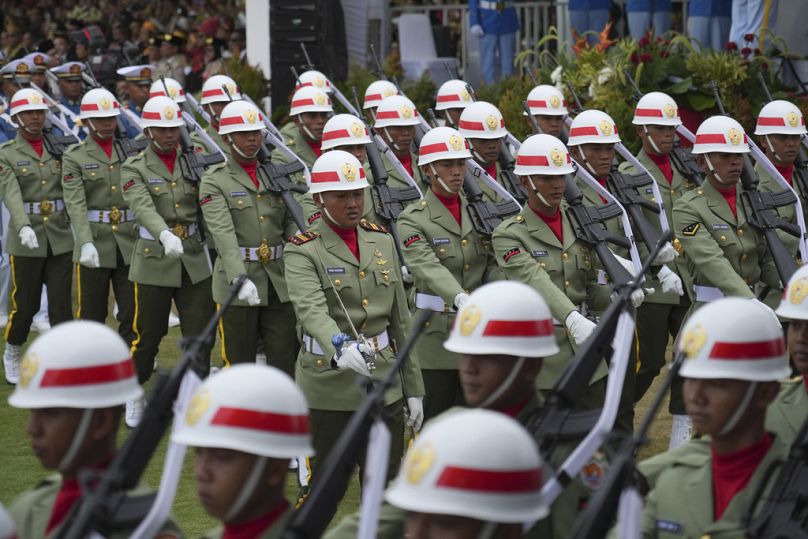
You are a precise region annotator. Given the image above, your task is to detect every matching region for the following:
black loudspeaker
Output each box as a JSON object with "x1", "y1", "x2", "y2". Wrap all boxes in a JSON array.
[{"x1": 270, "y1": 0, "x2": 348, "y2": 111}]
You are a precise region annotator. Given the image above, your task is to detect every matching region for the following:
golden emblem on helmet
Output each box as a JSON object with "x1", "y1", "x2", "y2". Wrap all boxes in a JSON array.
[
  {"x1": 245, "y1": 109, "x2": 258, "y2": 124},
  {"x1": 30, "y1": 93, "x2": 42, "y2": 105},
  {"x1": 314, "y1": 92, "x2": 327, "y2": 106},
  {"x1": 549, "y1": 95, "x2": 561, "y2": 108},
  {"x1": 460, "y1": 88, "x2": 471, "y2": 102},
  {"x1": 401, "y1": 105, "x2": 413, "y2": 119},
  {"x1": 163, "y1": 106, "x2": 176, "y2": 120},
  {"x1": 185, "y1": 388, "x2": 211, "y2": 426},
  {"x1": 459, "y1": 304, "x2": 482, "y2": 336},
  {"x1": 342, "y1": 162, "x2": 358, "y2": 182},
  {"x1": 663, "y1": 103, "x2": 676, "y2": 118},
  {"x1": 167, "y1": 86, "x2": 178, "y2": 98},
  {"x1": 599, "y1": 120, "x2": 612, "y2": 136},
  {"x1": 350, "y1": 122, "x2": 364, "y2": 138},
  {"x1": 550, "y1": 148, "x2": 565, "y2": 167},
  {"x1": 486, "y1": 114, "x2": 499, "y2": 131},
  {"x1": 383, "y1": 87, "x2": 396, "y2": 98},
  {"x1": 449, "y1": 134, "x2": 462, "y2": 151},
  {"x1": 727, "y1": 128, "x2": 742, "y2": 145},
  {"x1": 789, "y1": 276, "x2": 808, "y2": 305},
  {"x1": 225, "y1": 83, "x2": 237, "y2": 97},
  {"x1": 788, "y1": 111, "x2": 799, "y2": 128},
  {"x1": 681, "y1": 324, "x2": 708, "y2": 359},
  {"x1": 19, "y1": 353, "x2": 38, "y2": 388},
  {"x1": 99, "y1": 97, "x2": 111, "y2": 111},
  {"x1": 17, "y1": 63, "x2": 29, "y2": 74},
  {"x1": 314, "y1": 76, "x2": 326, "y2": 88},
  {"x1": 406, "y1": 442, "x2": 435, "y2": 484}
]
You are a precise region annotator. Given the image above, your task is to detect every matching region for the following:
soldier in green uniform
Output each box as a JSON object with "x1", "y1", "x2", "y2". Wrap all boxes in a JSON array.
[
  {"x1": 199, "y1": 100, "x2": 298, "y2": 375},
  {"x1": 433, "y1": 79, "x2": 474, "y2": 129},
  {"x1": 283, "y1": 150, "x2": 424, "y2": 489},
  {"x1": 172, "y1": 364, "x2": 313, "y2": 539},
  {"x1": 7, "y1": 321, "x2": 181, "y2": 538},
  {"x1": 372, "y1": 95, "x2": 427, "y2": 193},
  {"x1": 397, "y1": 126, "x2": 501, "y2": 420},
  {"x1": 198, "y1": 74, "x2": 242, "y2": 157},
  {"x1": 120, "y1": 95, "x2": 214, "y2": 427},
  {"x1": 457, "y1": 100, "x2": 511, "y2": 204},
  {"x1": 61, "y1": 88, "x2": 137, "y2": 347},
  {"x1": 525, "y1": 85, "x2": 568, "y2": 139},
  {"x1": 362, "y1": 80, "x2": 398, "y2": 124},
  {"x1": 0, "y1": 88, "x2": 73, "y2": 386}
]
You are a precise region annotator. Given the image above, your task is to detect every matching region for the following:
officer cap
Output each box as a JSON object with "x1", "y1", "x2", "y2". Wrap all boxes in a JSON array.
[
  {"x1": 116, "y1": 64, "x2": 156, "y2": 85},
  {"x1": 50, "y1": 61, "x2": 85, "y2": 81}
]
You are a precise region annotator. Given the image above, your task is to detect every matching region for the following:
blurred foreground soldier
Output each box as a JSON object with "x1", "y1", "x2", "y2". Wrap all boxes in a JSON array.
[
  {"x1": 362, "y1": 80, "x2": 399, "y2": 123},
  {"x1": 7, "y1": 320, "x2": 180, "y2": 538},
  {"x1": 283, "y1": 150, "x2": 424, "y2": 492},
  {"x1": 433, "y1": 79, "x2": 474, "y2": 128},
  {"x1": 198, "y1": 74, "x2": 242, "y2": 157},
  {"x1": 524, "y1": 85, "x2": 568, "y2": 139},
  {"x1": 199, "y1": 100, "x2": 298, "y2": 374},
  {"x1": 633, "y1": 297, "x2": 789, "y2": 537},
  {"x1": 172, "y1": 364, "x2": 313, "y2": 538},
  {"x1": 457, "y1": 100, "x2": 509, "y2": 204},
  {"x1": 1, "y1": 88, "x2": 74, "y2": 385},
  {"x1": 61, "y1": 88, "x2": 136, "y2": 346},
  {"x1": 373, "y1": 95, "x2": 427, "y2": 192},
  {"x1": 120, "y1": 95, "x2": 214, "y2": 427}
]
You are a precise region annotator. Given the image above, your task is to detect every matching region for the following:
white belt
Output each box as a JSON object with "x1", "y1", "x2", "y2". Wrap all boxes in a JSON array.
[
  {"x1": 693, "y1": 285, "x2": 724, "y2": 303},
  {"x1": 479, "y1": 0, "x2": 510, "y2": 9},
  {"x1": 415, "y1": 293, "x2": 454, "y2": 313},
  {"x1": 24, "y1": 199, "x2": 64, "y2": 215},
  {"x1": 302, "y1": 330, "x2": 390, "y2": 356},
  {"x1": 240, "y1": 243, "x2": 284, "y2": 263},
  {"x1": 140, "y1": 223, "x2": 198, "y2": 240},
  {"x1": 87, "y1": 208, "x2": 135, "y2": 224}
]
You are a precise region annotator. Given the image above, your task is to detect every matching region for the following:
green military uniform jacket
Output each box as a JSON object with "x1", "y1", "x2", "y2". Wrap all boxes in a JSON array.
[
  {"x1": 672, "y1": 180, "x2": 780, "y2": 305},
  {"x1": 270, "y1": 124, "x2": 319, "y2": 226},
  {"x1": 578, "y1": 175, "x2": 630, "y2": 262},
  {"x1": 202, "y1": 510, "x2": 291, "y2": 539},
  {"x1": 638, "y1": 436, "x2": 788, "y2": 538},
  {"x1": 283, "y1": 218, "x2": 424, "y2": 410},
  {"x1": 200, "y1": 159, "x2": 297, "y2": 306},
  {"x1": 120, "y1": 147, "x2": 212, "y2": 287},
  {"x1": 397, "y1": 189, "x2": 501, "y2": 370},
  {"x1": 766, "y1": 378, "x2": 808, "y2": 444},
  {"x1": 0, "y1": 136, "x2": 73, "y2": 257},
  {"x1": 61, "y1": 137, "x2": 137, "y2": 267},
  {"x1": 9, "y1": 474, "x2": 182, "y2": 538},
  {"x1": 492, "y1": 203, "x2": 610, "y2": 388},
  {"x1": 755, "y1": 161, "x2": 801, "y2": 258},
  {"x1": 381, "y1": 150, "x2": 427, "y2": 194}
]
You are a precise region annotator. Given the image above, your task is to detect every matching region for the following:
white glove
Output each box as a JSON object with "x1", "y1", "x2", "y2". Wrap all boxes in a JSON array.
[
  {"x1": 654, "y1": 241, "x2": 678, "y2": 264},
  {"x1": 565, "y1": 311, "x2": 597, "y2": 345},
  {"x1": 401, "y1": 265, "x2": 414, "y2": 284},
  {"x1": 159, "y1": 229, "x2": 184, "y2": 258},
  {"x1": 630, "y1": 288, "x2": 647, "y2": 308},
  {"x1": 79, "y1": 242, "x2": 100, "y2": 268},
  {"x1": 453, "y1": 292, "x2": 470, "y2": 311},
  {"x1": 19, "y1": 226, "x2": 38, "y2": 250},
  {"x1": 335, "y1": 342, "x2": 373, "y2": 377},
  {"x1": 657, "y1": 265, "x2": 683, "y2": 296},
  {"x1": 470, "y1": 24, "x2": 485, "y2": 37},
  {"x1": 236, "y1": 278, "x2": 261, "y2": 306},
  {"x1": 406, "y1": 396, "x2": 424, "y2": 432},
  {"x1": 750, "y1": 298, "x2": 782, "y2": 328}
]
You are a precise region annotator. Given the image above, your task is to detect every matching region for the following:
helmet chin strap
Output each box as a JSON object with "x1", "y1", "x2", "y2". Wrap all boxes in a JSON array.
[
  {"x1": 527, "y1": 177, "x2": 553, "y2": 207},
  {"x1": 764, "y1": 135, "x2": 784, "y2": 164},
  {"x1": 224, "y1": 456, "x2": 267, "y2": 522},
  {"x1": 717, "y1": 382, "x2": 758, "y2": 436},
  {"x1": 471, "y1": 144, "x2": 487, "y2": 165},
  {"x1": 477, "y1": 357, "x2": 526, "y2": 409},
  {"x1": 205, "y1": 104, "x2": 220, "y2": 123},
  {"x1": 576, "y1": 148, "x2": 598, "y2": 176},
  {"x1": 704, "y1": 154, "x2": 731, "y2": 185},
  {"x1": 58, "y1": 409, "x2": 94, "y2": 472},
  {"x1": 642, "y1": 125, "x2": 662, "y2": 155},
  {"x1": 297, "y1": 115, "x2": 317, "y2": 141},
  {"x1": 146, "y1": 127, "x2": 169, "y2": 152},
  {"x1": 429, "y1": 163, "x2": 458, "y2": 195},
  {"x1": 443, "y1": 110, "x2": 456, "y2": 128},
  {"x1": 383, "y1": 127, "x2": 404, "y2": 152},
  {"x1": 476, "y1": 521, "x2": 498, "y2": 539},
  {"x1": 226, "y1": 134, "x2": 260, "y2": 159},
  {"x1": 14, "y1": 114, "x2": 37, "y2": 136}
]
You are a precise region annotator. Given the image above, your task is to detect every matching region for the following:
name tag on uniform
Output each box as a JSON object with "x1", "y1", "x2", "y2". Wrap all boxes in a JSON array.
[
  {"x1": 230, "y1": 191, "x2": 247, "y2": 197},
  {"x1": 645, "y1": 187, "x2": 654, "y2": 194},
  {"x1": 711, "y1": 223, "x2": 730, "y2": 230},
  {"x1": 655, "y1": 520, "x2": 683, "y2": 534},
  {"x1": 326, "y1": 267, "x2": 345, "y2": 275},
  {"x1": 531, "y1": 250, "x2": 549, "y2": 257},
  {"x1": 83, "y1": 163, "x2": 100, "y2": 170},
  {"x1": 16, "y1": 160, "x2": 29, "y2": 166},
  {"x1": 148, "y1": 178, "x2": 163, "y2": 185},
  {"x1": 433, "y1": 238, "x2": 450, "y2": 245}
]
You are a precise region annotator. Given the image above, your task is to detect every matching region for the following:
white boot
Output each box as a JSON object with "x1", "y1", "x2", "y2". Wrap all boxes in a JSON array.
[
  {"x1": 669, "y1": 414, "x2": 693, "y2": 449},
  {"x1": 168, "y1": 312, "x2": 180, "y2": 328},
  {"x1": 125, "y1": 397, "x2": 146, "y2": 428},
  {"x1": 255, "y1": 352, "x2": 267, "y2": 365},
  {"x1": 3, "y1": 343, "x2": 22, "y2": 384}
]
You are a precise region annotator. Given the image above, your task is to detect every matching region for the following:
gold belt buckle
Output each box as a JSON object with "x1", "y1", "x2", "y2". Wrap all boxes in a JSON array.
[
  {"x1": 39, "y1": 199, "x2": 52, "y2": 215},
  {"x1": 172, "y1": 223, "x2": 188, "y2": 240},
  {"x1": 109, "y1": 207, "x2": 122, "y2": 225},
  {"x1": 257, "y1": 239, "x2": 271, "y2": 264},
  {"x1": 672, "y1": 238, "x2": 683, "y2": 255}
]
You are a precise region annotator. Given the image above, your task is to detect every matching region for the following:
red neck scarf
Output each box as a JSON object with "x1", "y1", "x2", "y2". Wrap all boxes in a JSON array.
[
  {"x1": 533, "y1": 206, "x2": 563, "y2": 243},
  {"x1": 154, "y1": 147, "x2": 177, "y2": 175},
  {"x1": 596, "y1": 176, "x2": 608, "y2": 204},
  {"x1": 482, "y1": 161, "x2": 497, "y2": 180},
  {"x1": 222, "y1": 500, "x2": 289, "y2": 539},
  {"x1": 711, "y1": 433, "x2": 773, "y2": 520},
  {"x1": 92, "y1": 135, "x2": 114, "y2": 158},
  {"x1": 719, "y1": 187, "x2": 737, "y2": 218},
  {"x1": 239, "y1": 160, "x2": 259, "y2": 189},
  {"x1": 328, "y1": 221, "x2": 359, "y2": 260},
  {"x1": 46, "y1": 455, "x2": 115, "y2": 534},
  {"x1": 774, "y1": 163, "x2": 794, "y2": 186},
  {"x1": 25, "y1": 136, "x2": 43, "y2": 157},
  {"x1": 398, "y1": 152, "x2": 413, "y2": 177},
  {"x1": 646, "y1": 151, "x2": 673, "y2": 185},
  {"x1": 305, "y1": 138, "x2": 322, "y2": 158},
  {"x1": 803, "y1": 374, "x2": 808, "y2": 394},
  {"x1": 434, "y1": 191, "x2": 461, "y2": 224},
  {"x1": 499, "y1": 397, "x2": 531, "y2": 418}
]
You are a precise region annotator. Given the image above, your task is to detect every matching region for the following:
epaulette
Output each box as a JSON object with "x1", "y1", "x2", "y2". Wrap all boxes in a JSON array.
[
  {"x1": 206, "y1": 161, "x2": 228, "y2": 173},
  {"x1": 0, "y1": 139, "x2": 13, "y2": 150},
  {"x1": 289, "y1": 231, "x2": 319, "y2": 245},
  {"x1": 360, "y1": 219, "x2": 389, "y2": 233},
  {"x1": 503, "y1": 213, "x2": 528, "y2": 228},
  {"x1": 411, "y1": 199, "x2": 428, "y2": 211},
  {"x1": 285, "y1": 137, "x2": 295, "y2": 146}
]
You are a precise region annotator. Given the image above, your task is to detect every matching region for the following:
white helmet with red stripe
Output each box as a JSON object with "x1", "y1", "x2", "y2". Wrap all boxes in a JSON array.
[
  {"x1": 754, "y1": 100, "x2": 807, "y2": 136},
  {"x1": 9, "y1": 88, "x2": 49, "y2": 117},
  {"x1": 79, "y1": 88, "x2": 121, "y2": 120},
  {"x1": 632, "y1": 92, "x2": 682, "y2": 126},
  {"x1": 321, "y1": 114, "x2": 372, "y2": 150},
  {"x1": 386, "y1": 408, "x2": 549, "y2": 522},
  {"x1": 525, "y1": 85, "x2": 568, "y2": 116},
  {"x1": 171, "y1": 364, "x2": 313, "y2": 458},
  {"x1": 8, "y1": 320, "x2": 142, "y2": 409},
  {"x1": 417, "y1": 126, "x2": 471, "y2": 166},
  {"x1": 678, "y1": 297, "x2": 789, "y2": 381},
  {"x1": 513, "y1": 134, "x2": 574, "y2": 176},
  {"x1": 458, "y1": 101, "x2": 508, "y2": 140},
  {"x1": 308, "y1": 149, "x2": 369, "y2": 194},
  {"x1": 435, "y1": 79, "x2": 474, "y2": 111},
  {"x1": 199, "y1": 74, "x2": 241, "y2": 105},
  {"x1": 217, "y1": 101, "x2": 265, "y2": 135},
  {"x1": 289, "y1": 86, "x2": 333, "y2": 116},
  {"x1": 363, "y1": 80, "x2": 399, "y2": 110},
  {"x1": 140, "y1": 96, "x2": 184, "y2": 128},
  {"x1": 374, "y1": 95, "x2": 421, "y2": 128},
  {"x1": 776, "y1": 264, "x2": 808, "y2": 320},
  {"x1": 149, "y1": 77, "x2": 187, "y2": 103},
  {"x1": 691, "y1": 116, "x2": 750, "y2": 154},
  {"x1": 444, "y1": 281, "x2": 559, "y2": 357},
  {"x1": 295, "y1": 69, "x2": 333, "y2": 94},
  {"x1": 566, "y1": 109, "x2": 620, "y2": 146}
]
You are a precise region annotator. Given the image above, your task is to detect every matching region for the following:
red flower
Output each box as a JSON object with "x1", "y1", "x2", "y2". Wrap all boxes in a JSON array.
[
  {"x1": 741, "y1": 47, "x2": 752, "y2": 57},
  {"x1": 744, "y1": 33, "x2": 756, "y2": 42},
  {"x1": 761, "y1": 62, "x2": 769, "y2": 71},
  {"x1": 630, "y1": 51, "x2": 639, "y2": 64},
  {"x1": 660, "y1": 50, "x2": 670, "y2": 58},
  {"x1": 640, "y1": 53, "x2": 653, "y2": 63},
  {"x1": 638, "y1": 36, "x2": 650, "y2": 47},
  {"x1": 725, "y1": 41, "x2": 738, "y2": 51}
]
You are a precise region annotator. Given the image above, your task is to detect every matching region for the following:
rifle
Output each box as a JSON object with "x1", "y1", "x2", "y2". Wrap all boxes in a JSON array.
[
  {"x1": 711, "y1": 80, "x2": 799, "y2": 283},
  {"x1": 54, "y1": 276, "x2": 249, "y2": 539},
  {"x1": 282, "y1": 310, "x2": 433, "y2": 539}
]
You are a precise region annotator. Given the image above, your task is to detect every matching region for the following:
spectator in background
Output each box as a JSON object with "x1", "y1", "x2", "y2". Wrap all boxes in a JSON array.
[
  {"x1": 201, "y1": 38, "x2": 226, "y2": 81},
  {"x1": 226, "y1": 29, "x2": 246, "y2": 64},
  {"x1": 730, "y1": 0, "x2": 778, "y2": 49},
  {"x1": 468, "y1": 0, "x2": 519, "y2": 85},
  {"x1": 687, "y1": 0, "x2": 732, "y2": 51},
  {"x1": 568, "y1": 0, "x2": 612, "y2": 44},
  {"x1": 626, "y1": 0, "x2": 672, "y2": 39}
]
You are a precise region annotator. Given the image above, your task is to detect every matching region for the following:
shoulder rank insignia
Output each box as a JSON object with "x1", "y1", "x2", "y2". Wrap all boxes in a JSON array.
[
  {"x1": 289, "y1": 231, "x2": 319, "y2": 245},
  {"x1": 359, "y1": 219, "x2": 389, "y2": 233},
  {"x1": 681, "y1": 223, "x2": 700, "y2": 236}
]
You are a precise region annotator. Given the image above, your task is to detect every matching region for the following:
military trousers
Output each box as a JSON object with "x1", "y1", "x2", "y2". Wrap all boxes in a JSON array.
[
  {"x1": 218, "y1": 282, "x2": 298, "y2": 377},
  {"x1": 634, "y1": 298, "x2": 690, "y2": 414},
  {"x1": 75, "y1": 247, "x2": 135, "y2": 347},
  {"x1": 131, "y1": 268, "x2": 214, "y2": 384},
  {"x1": 422, "y1": 369, "x2": 465, "y2": 423},
  {"x1": 5, "y1": 250, "x2": 72, "y2": 345}
]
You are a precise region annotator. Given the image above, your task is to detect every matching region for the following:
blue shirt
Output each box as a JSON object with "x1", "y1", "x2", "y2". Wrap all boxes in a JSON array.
[
  {"x1": 626, "y1": 0, "x2": 672, "y2": 12},
  {"x1": 568, "y1": 0, "x2": 612, "y2": 10},
  {"x1": 56, "y1": 97, "x2": 85, "y2": 141},
  {"x1": 688, "y1": 0, "x2": 732, "y2": 17},
  {"x1": 468, "y1": 0, "x2": 519, "y2": 34}
]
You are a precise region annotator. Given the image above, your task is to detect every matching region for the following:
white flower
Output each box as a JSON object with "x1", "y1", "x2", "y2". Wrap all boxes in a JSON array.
[
  {"x1": 551, "y1": 65, "x2": 564, "y2": 84},
  {"x1": 597, "y1": 66, "x2": 613, "y2": 86},
  {"x1": 588, "y1": 83, "x2": 596, "y2": 98}
]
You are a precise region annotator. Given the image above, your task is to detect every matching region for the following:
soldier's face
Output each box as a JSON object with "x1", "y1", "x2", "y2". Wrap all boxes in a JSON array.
[
  {"x1": 683, "y1": 378, "x2": 777, "y2": 437},
  {"x1": 468, "y1": 137, "x2": 501, "y2": 165},
  {"x1": 208, "y1": 101, "x2": 227, "y2": 122},
  {"x1": 128, "y1": 83, "x2": 150, "y2": 106},
  {"x1": 533, "y1": 115, "x2": 564, "y2": 138},
  {"x1": 332, "y1": 144, "x2": 367, "y2": 164},
  {"x1": 521, "y1": 173, "x2": 566, "y2": 210},
  {"x1": 228, "y1": 130, "x2": 263, "y2": 160},
  {"x1": 698, "y1": 152, "x2": 743, "y2": 187},
  {"x1": 148, "y1": 126, "x2": 180, "y2": 152},
  {"x1": 576, "y1": 143, "x2": 614, "y2": 177},
  {"x1": 637, "y1": 124, "x2": 676, "y2": 155},
  {"x1": 383, "y1": 124, "x2": 415, "y2": 154},
  {"x1": 423, "y1": 158, "x2": 465, "y2": 196},
  {"x1": 459, "y1": 354, "x2": 541, "y2": 408},
  {"x1": 16, "y1": 110, "x2": 45, "y2": 136},
  {"x1": 88, "y1": 116, "x2": 117, "y2": 140},
  {"x1": 761, "y1": 133, "x2": 801, "y2": 166},
  {"x1": 26, "y1": 408, "x2": 83, "y2": 469},
  {"x1": 316, "y1": 189, "x2": 365, "y2": 228},
  {"x1": 788, "y1": 319, "x2": 808, "y2": 375},
  {"x1": 58, "y1": 78, "x2": 83, "y2": 100},
  {"x1": 296, "y1": 111, "x2": 330, "y2": 142},
  {"x1": 404, "y1": 512, "x2": 521, "y2": 539},
  {"x1": 31, "y1": 72, "x2": 46, "y2": 89}
]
